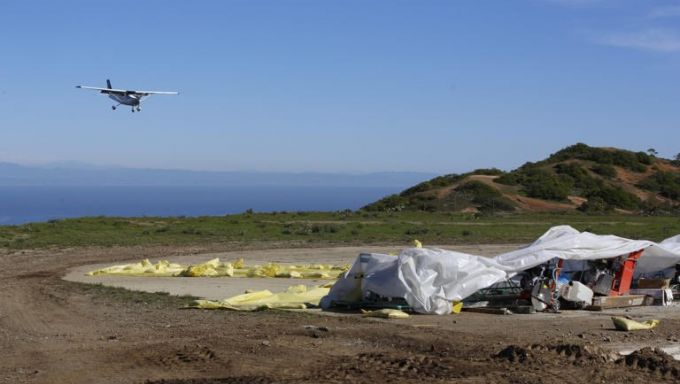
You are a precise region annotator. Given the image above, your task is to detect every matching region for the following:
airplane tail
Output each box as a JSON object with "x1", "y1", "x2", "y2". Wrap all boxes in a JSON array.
[{"x1": 106, "y1": 79, "x2": 112, "y2": 89}]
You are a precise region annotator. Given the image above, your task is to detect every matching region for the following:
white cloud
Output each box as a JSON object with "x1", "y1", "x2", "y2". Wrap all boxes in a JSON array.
[
  {"x1": 593, "y1": 29, "x2": 680, "y2": 53},
  {"x1": 649, "y1": 5, "x2": 680, "y2": 18}
]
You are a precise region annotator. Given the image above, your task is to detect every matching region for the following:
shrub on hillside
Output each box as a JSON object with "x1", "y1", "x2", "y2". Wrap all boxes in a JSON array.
[
  {"x1": 637, "y1": 171, "x2": 680, "y2": 200},
  {"x1": 578, "y1": 196, "x2": 611, "y2": 213},
  {"x1": 399, "y1": 181, "x2": 433, "y2": 196},
  {"x1": 428, "y1": 174, "x2": 465, "y2": 188},
  {"x1": 522, "y1": 169, "x2": 571, "y2": 201},
  {"x1": 471, "y1": 168, "x2": 505, "y2": 176},
  {"x1": 591, "y1": 164, "x2": 617, "y2": 179},
  {"x1": 640, "y1": 195, "x2": 680, "y2": 215},
  {"x1": 399, "y1": 174, "x2": 463, "y2": 196},
  {"x1": 455, "y1": 180, "x2": 502, "y2": 198},
  {"x1": 477, "y1": 197, "x2": 516, "y2": 212},
  {"x1": 407, "y1": 194, "x2": 438, "y2": 212},
  {"x1": 554, "y1": 163, "x2": 588, "y2": 178},
  {"x1": 453, "y1": 181, "x2": 515, "y2": 212},
  {"x1": 584, "y1": 185, "x2": 641, "y2": 210},
  {"x1": 636, "y1": 152, "x2": 653, "y2": 165},
  {"x1": 362, "y1": 194, "x2": 407, "y2": 212},
  {"x1": 547, "y1": 143, "x2": 648, "y2": 173},
  {"x1": 494, "y1": 172, "x2": 522, "y2": 186},
  {"x1": 553, "y1": 163, "x2": 601, "y2": 192}
]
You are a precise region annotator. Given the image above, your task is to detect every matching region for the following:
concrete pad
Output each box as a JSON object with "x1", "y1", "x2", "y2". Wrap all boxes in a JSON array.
[{"x1": 63, "y1": 244, "x2": 519, "y2": 300}]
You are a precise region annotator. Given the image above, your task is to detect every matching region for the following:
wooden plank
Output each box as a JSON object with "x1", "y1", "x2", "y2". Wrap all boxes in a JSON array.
[
  {"x1": 637, "y1": 278, "x2": 671, "y2": 289},
  {"x1": 586, "y1": 295, "x2": 646, "y2": 311}
]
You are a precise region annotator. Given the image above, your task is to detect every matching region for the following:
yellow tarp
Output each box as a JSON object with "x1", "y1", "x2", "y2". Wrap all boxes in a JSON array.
[
  {"x1": 87, "y1": 259, "x2": 186, "y2": 277},
  {"x1": 180, "y1": 258, "x2": 234, "y2": 277},
  {"x1": 191, "y1": 284, "x2": 331, "y2": 311},
  {"x1": 87, "y1": 258, "x2": 349, "y2": 279},
  {"x1": 611, "y1": 316, "x2": 660, "y2": 331}
]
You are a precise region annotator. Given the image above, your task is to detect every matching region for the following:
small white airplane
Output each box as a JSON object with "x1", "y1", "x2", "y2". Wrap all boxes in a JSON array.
[{"x1": 76, "y1": 79, "x2": 179, "y2": 112}]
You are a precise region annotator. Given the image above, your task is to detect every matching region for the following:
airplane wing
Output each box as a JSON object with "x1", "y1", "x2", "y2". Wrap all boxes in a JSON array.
[
  {"x1": 130, "y1": 90, "x2": 179, "y2": 96},
  {"x1": 76, "y1": 85, "x2": 128, "y2": 94},
  {"x1": 76, "y1": 86, "x2": 179, "y2": 96}
]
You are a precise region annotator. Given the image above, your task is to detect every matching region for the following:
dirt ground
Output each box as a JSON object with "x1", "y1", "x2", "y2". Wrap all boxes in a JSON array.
[{"x1": 3, "y1": 244, "x2": 680, "y2": 384}]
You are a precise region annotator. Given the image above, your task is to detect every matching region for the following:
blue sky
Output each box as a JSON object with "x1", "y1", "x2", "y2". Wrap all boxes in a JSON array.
[{"x1": 1, "y1": 0, "x2": 679, "y2": 173}]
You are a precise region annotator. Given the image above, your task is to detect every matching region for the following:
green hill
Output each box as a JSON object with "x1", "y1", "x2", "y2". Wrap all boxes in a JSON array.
[{"x1": 363, "y1": 143, "x2": 680, "y2": 215}]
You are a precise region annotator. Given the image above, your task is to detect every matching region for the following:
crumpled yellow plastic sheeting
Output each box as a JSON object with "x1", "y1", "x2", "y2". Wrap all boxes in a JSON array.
[
  {"x1": 611, "y1": 316, "x2": 660, "y2": 331},
  {"x1": 361, "y1": 308, "x2": 410, "y2": 319},
  {"x1": 87, "y1": 258, "x2": 349, "y2": 279},
  {"x1": 180, "y1": 258, "x2": 234, "y2": 277},
  {"x1": 244, "y1": 262, "x2": 346, "y2": 279},
  {"x1": 87, "y1": 259, "x2": 186, "y2": 277},
  {"x1": 192, "y1": 284, "x2": 331, "y2": 311}
]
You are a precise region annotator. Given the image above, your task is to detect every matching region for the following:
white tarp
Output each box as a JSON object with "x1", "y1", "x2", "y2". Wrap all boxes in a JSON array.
[{"x1": 321, "y1": 225, "x2": 680, "y2": 315}]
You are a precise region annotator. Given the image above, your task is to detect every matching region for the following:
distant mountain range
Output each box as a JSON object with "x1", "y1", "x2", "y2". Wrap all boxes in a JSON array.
[
  {"x1": 0, "y1": 162, "x2": 437, "y2": 188},
  {"x1": 364, "y1": 143, "x2": 680, "y2": 215}
]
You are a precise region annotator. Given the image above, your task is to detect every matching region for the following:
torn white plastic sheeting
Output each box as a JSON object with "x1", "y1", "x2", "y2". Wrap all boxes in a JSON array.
[
  {"x1": 398, "y1": 248, "x2": 508, "y2": 314},
  {"x1": 639, "y1": 234, "x2": 680, "y2": 275},
  {"x1": 321, "y1": 226, "x2": 680, "y2": 315},
  {"x1": 319, "y1": 253, "x2": 404, "y2": 305}
]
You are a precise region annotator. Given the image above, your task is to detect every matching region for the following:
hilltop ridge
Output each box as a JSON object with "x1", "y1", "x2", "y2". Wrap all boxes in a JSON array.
[{"x1": 364, "y1": 143, "x2": 680, "y2": 215}]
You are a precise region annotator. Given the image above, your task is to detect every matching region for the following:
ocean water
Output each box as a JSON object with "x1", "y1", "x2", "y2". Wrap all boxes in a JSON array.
[{"x1": 0, "y1": 185, "x2": 396, "y2": 225}]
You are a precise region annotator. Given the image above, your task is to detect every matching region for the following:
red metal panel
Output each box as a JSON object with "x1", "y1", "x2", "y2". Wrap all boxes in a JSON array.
[{"x1": 609, "y1": 250, "x2": 643, "y2": 296}]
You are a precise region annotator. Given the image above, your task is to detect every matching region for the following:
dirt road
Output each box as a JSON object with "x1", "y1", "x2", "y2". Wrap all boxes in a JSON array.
[{"x1": 2, "y1": 244, "x2": 680, "y2": 383}]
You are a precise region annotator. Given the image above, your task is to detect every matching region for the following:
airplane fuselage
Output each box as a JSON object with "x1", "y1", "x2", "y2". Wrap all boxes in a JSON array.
[
  {"x1": 77, "y1": 79, "x2": 177, "y2": 112},
  {"x1": 108, "y1": 93, "x2": 140, "y2": 106}
]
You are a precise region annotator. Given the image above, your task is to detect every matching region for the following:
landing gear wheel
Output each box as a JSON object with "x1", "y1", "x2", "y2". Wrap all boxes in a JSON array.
[
  {"x1": 136, "y1": 107, "x2": 141, "y2": 112},
  {"x1": 112, "y1": 106, "x2": 117, "y2": 110}
]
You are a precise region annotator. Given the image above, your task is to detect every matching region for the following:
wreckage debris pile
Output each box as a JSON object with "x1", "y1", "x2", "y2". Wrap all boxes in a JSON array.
[
  {"x1": 322, "y1": 225, "x2": 680, "y2": 314},
  {"x1": 85, "y1": 225, "x2": 680, "y2": 315}
]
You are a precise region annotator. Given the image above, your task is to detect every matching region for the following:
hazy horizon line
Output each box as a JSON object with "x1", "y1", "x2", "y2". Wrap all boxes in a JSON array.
[{"x1": 0, "y1": 160, "x2": 443, "y2": 176}]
